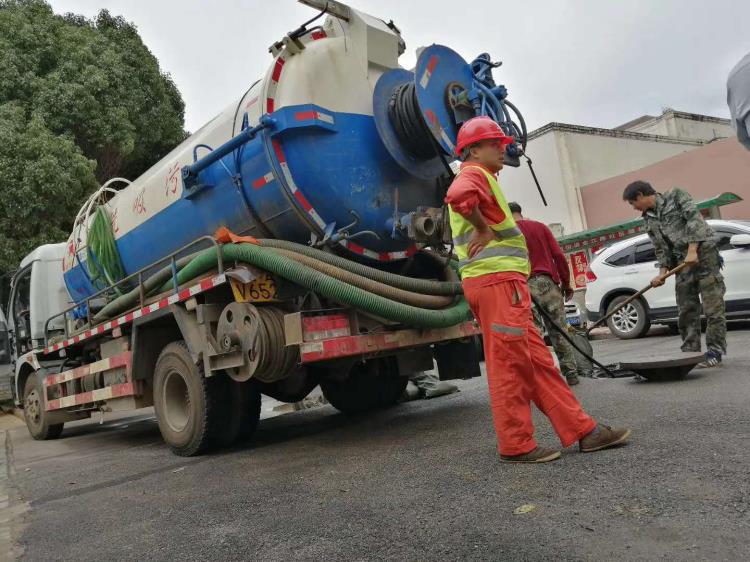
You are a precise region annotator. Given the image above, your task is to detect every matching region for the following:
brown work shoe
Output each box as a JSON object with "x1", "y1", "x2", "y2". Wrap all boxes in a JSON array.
[
  {"x1": 579, "y1": 424, "x2": 631, "y2": 453},
  {"x1": 501, "y1": 446, "x2": 561, "y2": 463},
  {"x1": 566, "y1": 373, "x2": 580, "y2": 386}
]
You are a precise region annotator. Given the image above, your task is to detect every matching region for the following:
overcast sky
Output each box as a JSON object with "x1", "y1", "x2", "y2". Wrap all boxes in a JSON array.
[{"x1": 48, "y1": 0, "x2": 750, "y2": 134}]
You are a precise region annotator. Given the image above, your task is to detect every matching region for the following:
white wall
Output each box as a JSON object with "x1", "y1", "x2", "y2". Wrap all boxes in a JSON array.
[
  {"x1": 502, "y1": 129, "x2": 703, "y2": 235},
  {"x1": 625, "y1": 113, "x2": 733, "y2": 142},
  {"x1": 501, "y1": 131, "x2": 570, "y2": 229}
]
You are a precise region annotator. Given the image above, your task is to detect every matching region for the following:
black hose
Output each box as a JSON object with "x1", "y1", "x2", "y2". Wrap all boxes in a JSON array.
[
  {"x1": 530, "y1": 295, "x2": 616, "y2": 378},
  {"x1": 504, "y1": 99, "x2": 528, "y2": 150},
  {"x1": 388, "y1": 82, "x2": 437, "y2": 159}
]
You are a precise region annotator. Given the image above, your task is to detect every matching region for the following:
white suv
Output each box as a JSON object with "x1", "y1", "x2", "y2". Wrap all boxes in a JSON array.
[{"x1": 585, "y1": 219, "x2": 750, "y2": 339}]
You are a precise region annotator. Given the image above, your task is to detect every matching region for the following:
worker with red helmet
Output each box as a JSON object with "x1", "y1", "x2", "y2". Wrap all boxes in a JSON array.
[{"x1": 445, "y1": 116, "x2": 631, "y2": 463}]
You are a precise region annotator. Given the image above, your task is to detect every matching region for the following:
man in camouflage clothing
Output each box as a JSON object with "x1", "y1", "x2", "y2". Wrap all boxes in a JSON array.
[
  {"x1": 510, "y1": 203, "x2": 580, "y2": 385},
  {"x1": 623, "y1": 181, "x2": 726, "y2": 367}
]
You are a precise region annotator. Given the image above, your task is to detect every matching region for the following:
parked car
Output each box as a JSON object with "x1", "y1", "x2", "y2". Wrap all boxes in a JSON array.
[{"x1": 585, "y1": 219, "x2": 750, "y2": 339}]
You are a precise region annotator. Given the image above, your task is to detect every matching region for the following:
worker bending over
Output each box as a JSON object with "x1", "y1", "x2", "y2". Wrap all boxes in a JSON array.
[
  {"x1": 445, "y1": 116, "x2": 630, "y2": 463},
  {"x1": 623, "y1": 181, "x2": 726, "y2": 368},
  {"x1": 509, "y1": 202, "x2": 580, "y2": 386}
]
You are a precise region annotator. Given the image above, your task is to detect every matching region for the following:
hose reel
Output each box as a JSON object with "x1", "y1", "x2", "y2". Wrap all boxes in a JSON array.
[{"x1": 216, "y1": 303, "x2": 299, "y2": 383}]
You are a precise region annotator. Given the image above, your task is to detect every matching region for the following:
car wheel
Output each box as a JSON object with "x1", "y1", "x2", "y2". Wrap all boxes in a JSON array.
[{"x1": 606, "y1": 295, "x2": 651, "y2": 339}]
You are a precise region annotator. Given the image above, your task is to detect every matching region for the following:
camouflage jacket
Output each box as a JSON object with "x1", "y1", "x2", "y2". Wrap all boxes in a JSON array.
[{"x1": 643, "y1": 188, "x2": 715, "y2": 269}]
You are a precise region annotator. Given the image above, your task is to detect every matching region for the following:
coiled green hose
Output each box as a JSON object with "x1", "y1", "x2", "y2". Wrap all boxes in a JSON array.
[
  {"x1": 257, "y1": 239, "x2": 463, "y2": 296},
  {"x1": 161, "y1": 243, "x2": 471, "y2": 329},
  {"x1": 272, "y1": 248, "x2": 453, "y2": 309}
]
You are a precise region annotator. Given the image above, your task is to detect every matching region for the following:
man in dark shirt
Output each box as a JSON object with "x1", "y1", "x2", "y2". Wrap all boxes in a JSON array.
[{"x1": 509, "y1": 202, "x2": 579, "y2": 386}]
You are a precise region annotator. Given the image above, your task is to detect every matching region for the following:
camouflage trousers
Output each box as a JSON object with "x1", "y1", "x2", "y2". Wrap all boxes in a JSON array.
[
  {"x1": 528, "y1": 274, "x2": 578, "y2": 378},
  {"x1": 674, "y1": 246, "x2": 727, "y2": 355}
]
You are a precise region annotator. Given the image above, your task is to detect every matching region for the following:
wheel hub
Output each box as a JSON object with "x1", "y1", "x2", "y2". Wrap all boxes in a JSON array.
[
  {"x1": 25, "y1": 389, "x2": 41, "y2": 423},
  {"x1": 163, "y1": 370, "x2": 190, "y2": 432},
  {"x1": 612, "y1": 303, "x2": 639, "y2": 333}
]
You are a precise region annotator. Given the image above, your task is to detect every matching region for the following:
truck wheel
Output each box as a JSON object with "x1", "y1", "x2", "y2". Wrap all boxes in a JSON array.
[
  {"x1": 23, "y1": 376, "x2": 63, "y2": 440},
  {"x1": 153, "y1": 342, "x2": 225, "y2": 456},
  {"x1": 606, "y1": 295, "x2": 650, "y2": 340},
  {"x1": 320, "y1": 358, "x2": 408, "y2": 415},
  {"x1": 214, "y1": 378, "x2": 262, "y2": 448}
]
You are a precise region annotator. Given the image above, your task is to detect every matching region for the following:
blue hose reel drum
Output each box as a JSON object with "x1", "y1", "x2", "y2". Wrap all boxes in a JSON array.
[{"x1": 373, "y1": 45, "x2": 476, "y2": 179}]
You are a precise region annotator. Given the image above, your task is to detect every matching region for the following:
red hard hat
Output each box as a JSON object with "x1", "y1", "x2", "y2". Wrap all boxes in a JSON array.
[{"x1": 455, "y1": 116, "x2": 514, "y2": 155}]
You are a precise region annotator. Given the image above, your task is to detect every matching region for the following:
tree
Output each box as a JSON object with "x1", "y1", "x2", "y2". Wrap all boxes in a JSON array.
[
  {"x1": 0, "y1": 0, "x2": 186, "y2": 278},
  {"x1": 0, "y1": 103, "x2": 97, "y2": 274}
]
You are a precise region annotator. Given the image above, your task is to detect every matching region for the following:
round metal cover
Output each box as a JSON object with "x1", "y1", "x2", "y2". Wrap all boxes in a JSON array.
[
  {"x1": 413, "y1": 45, "x2": 475, "y2": 156},
  {"x1": 620, "y1": 352, "x2": 705, "y2": 381},
  {"x1": 372, "y1": 68, "x2": 446, "y2": 180}
]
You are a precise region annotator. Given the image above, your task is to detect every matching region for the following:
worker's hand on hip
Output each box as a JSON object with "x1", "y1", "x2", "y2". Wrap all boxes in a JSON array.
[
  {"x1": 468, "y1": 228, "x2": 494, "y2": 258},
  {"x1": 684, "y1": 250, "x2": 699, "y2": 267}
]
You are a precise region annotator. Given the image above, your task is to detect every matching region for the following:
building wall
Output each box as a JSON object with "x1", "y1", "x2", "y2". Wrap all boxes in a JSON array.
[
  {"x1": 626, "y1": 112, "x2": 733, "y2": 142},
  {"x1": 501, "y1": 132, "x2": 569, "y2": 231},
  {"x1": 581, "y1": 137, "x2": 750, "y2": 228},
  {"x1": 502, "y1": 128, "x2": 702, "y2": 234}
]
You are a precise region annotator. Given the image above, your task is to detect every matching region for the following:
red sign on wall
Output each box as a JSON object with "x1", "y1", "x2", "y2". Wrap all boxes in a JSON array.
[{"x1": 569, "y1": 251, "x2": 589, "y2": 289}]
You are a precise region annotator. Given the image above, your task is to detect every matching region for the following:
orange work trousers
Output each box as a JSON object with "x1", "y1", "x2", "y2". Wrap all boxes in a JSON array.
[{"x1": 465, "y1": 277, "x2": 597, "y2": 456}]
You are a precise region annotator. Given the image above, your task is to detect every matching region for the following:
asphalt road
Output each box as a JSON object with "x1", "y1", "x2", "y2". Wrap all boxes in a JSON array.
[{"x1": 3, "y1": 327, "x2": 750, "y2": 561}]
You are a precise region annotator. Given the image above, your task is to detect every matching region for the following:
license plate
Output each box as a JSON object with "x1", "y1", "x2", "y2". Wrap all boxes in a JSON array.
[
  {"x1": 230, "y1": 272, "x2": 277, "y2": 303},
  {"x1": 567, "y1": 317, "x2": 580, "y2": 326}
]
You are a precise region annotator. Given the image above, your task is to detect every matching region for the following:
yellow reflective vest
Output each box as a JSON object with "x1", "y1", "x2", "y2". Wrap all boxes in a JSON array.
[{"x1": 447, "y1": 165, "x2": 530, "y2": 280}]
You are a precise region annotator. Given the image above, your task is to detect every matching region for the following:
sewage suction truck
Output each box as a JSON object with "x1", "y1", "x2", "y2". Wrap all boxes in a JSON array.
[{"x1": 3, "y1": 0, "x2": 528, "y2": 455}]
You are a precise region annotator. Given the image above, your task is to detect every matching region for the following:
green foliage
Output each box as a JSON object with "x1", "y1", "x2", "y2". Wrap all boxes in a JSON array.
[
  {"x1": 0, "y1": 102, "x2": 97, "y2": 273},
  {"x1": 0, "y1": 0, "x2": 186, "y2": 277}
]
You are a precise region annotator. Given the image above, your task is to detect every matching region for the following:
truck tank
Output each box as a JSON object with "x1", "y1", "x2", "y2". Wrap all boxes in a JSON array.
[{"x1": 62, "y1": 1, "x2": 527, "y2": 304}]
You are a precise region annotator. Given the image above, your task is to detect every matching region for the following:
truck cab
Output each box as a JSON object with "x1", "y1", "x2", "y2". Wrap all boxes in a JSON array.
[
  {"x1": 0, "y1": 307, "x2": 12, "y2": 400},
  {"x1": 3, "y1": 244, "x2": 71, "y2": 403}
]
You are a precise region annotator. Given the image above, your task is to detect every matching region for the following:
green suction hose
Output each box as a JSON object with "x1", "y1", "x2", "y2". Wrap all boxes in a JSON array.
[
  {"x1": 159, "y1": 243, "x2": 471, "y2": 329},
  {"x1": 92, "y1": 253, "x2": 200, "y2": 323},
  {"x1": 257, "y1": 239, "x2": 463, "y2": 296}
]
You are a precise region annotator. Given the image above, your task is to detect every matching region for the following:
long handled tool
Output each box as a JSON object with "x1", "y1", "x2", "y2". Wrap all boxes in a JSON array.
[{"x1": 585, "y1": 262, "x2": 688, "y2": 337}]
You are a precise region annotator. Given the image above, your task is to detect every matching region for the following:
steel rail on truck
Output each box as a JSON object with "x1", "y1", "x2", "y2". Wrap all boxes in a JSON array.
[{"x1": 42, "y1": 236, "x2": 224, "y2": 350}]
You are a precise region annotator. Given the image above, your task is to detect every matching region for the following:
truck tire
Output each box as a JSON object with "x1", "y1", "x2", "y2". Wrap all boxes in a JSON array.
[
  {"x1": 153, "y1": 341, "x2": 226, "y2": 456},
  {"x1": 214, "y1": 378, "x2": 262, "y2": 448},
  {"x1": 320, "y1": 357, "x2": 408, "y2": 415},
  {"x1": 23, "y1": 375, "x2": 63, "y2": 440},
  {"x1": 606, "y1": 295, "x2": 651, "y2": 340}
]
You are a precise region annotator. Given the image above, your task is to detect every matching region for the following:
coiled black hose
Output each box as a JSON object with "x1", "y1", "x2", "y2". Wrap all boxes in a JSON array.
[{"x1": 388, "y1": 82, "x2": 436, "y2": 159}]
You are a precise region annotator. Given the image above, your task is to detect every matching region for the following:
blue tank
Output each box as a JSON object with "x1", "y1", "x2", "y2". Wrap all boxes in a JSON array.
[{"x1": 62, "y1": 5, "x2": 525, "y2": 304}]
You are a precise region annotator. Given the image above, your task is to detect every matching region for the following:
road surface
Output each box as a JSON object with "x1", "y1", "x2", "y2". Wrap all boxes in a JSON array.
[{"x1": 2, "y1": 328, "x2": 750, "y2": 561}]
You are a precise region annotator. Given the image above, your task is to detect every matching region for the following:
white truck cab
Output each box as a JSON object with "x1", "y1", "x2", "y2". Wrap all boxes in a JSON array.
[{"x1": 6, "y1": 244, "x2": 70, "y2": 356}]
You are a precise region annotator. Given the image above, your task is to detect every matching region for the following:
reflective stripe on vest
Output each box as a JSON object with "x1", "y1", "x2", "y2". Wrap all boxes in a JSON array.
[
  {"x1": 447, "y1": 165, "x2": 530, "y2": 279},
  {"x1": 458, "y1": 244, "x2": 528, "y2": 269},
  {"x1": 452, "y1": 225, "x2": 523, "y2": 247}
]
